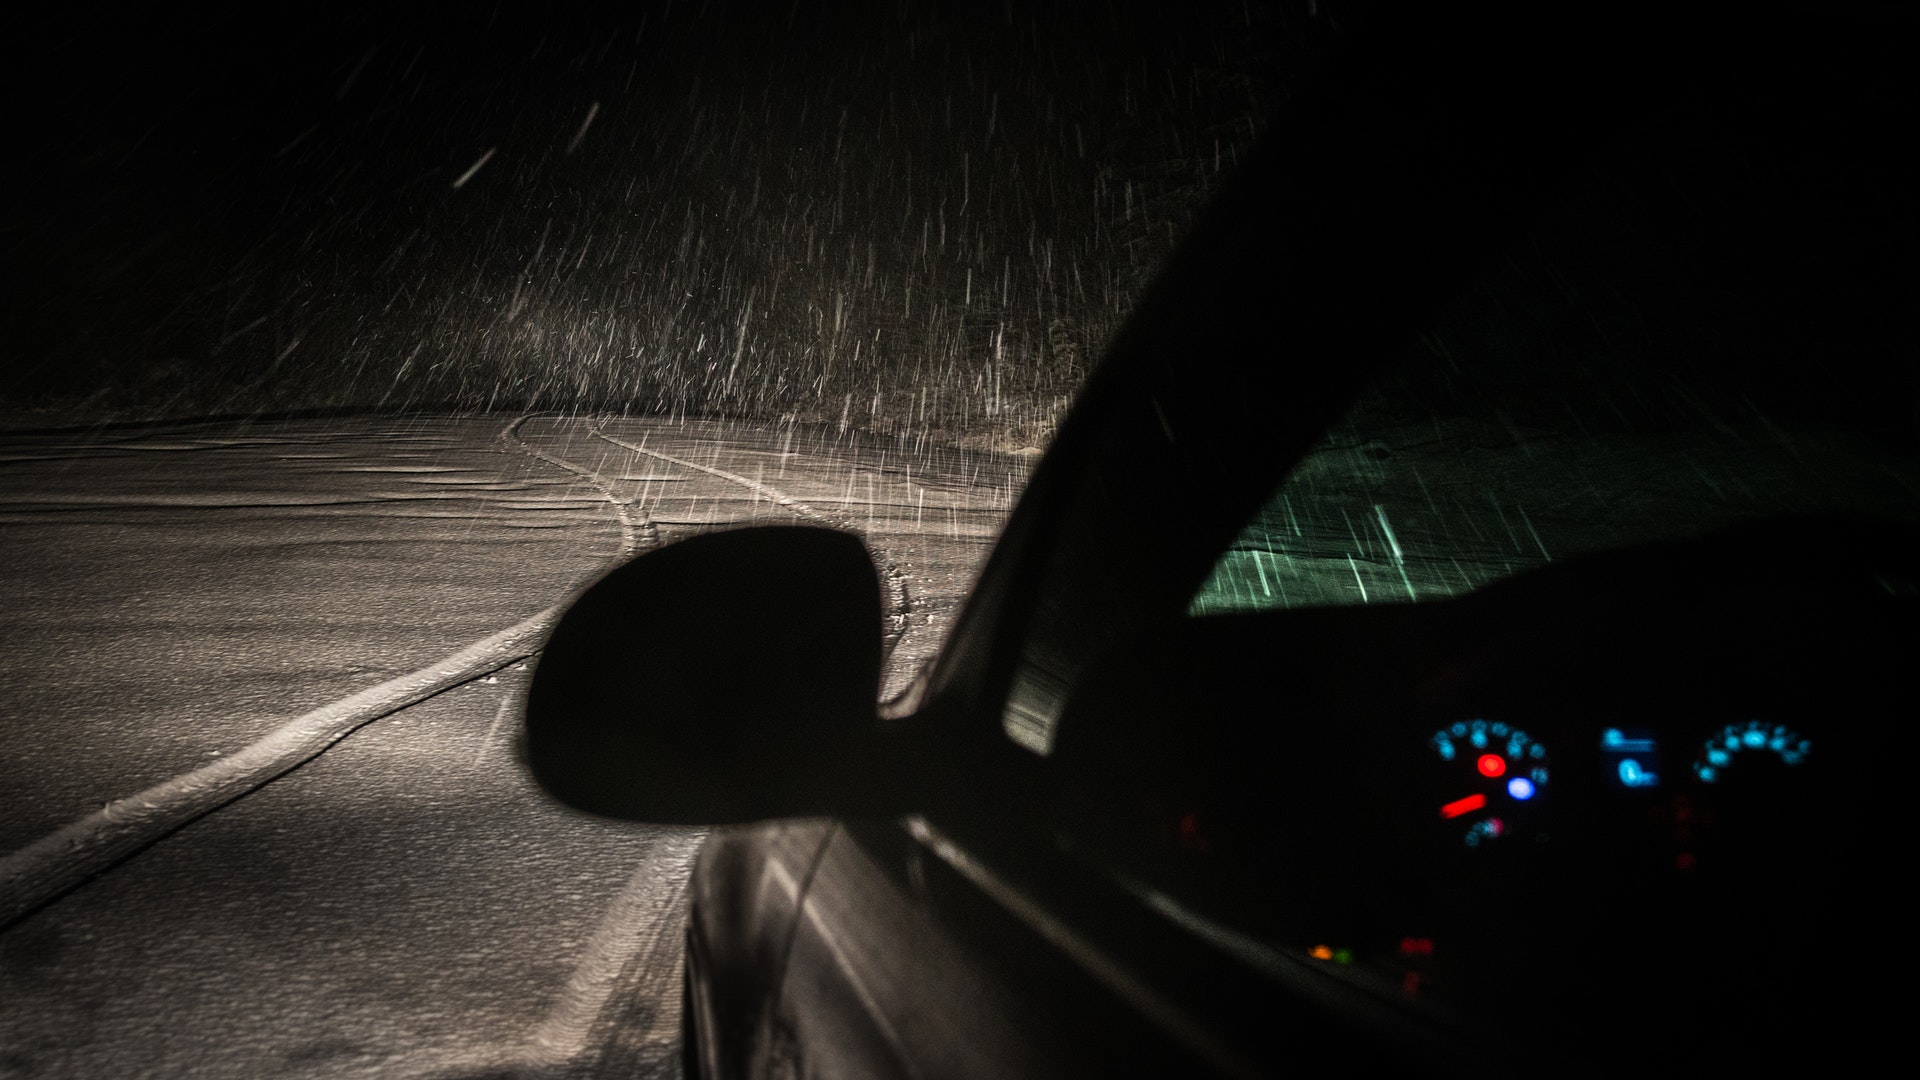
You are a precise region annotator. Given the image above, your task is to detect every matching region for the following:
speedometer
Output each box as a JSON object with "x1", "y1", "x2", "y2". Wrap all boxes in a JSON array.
[{"x1": 1429, "y1": 719, "x2": 1549, "y2": 846}]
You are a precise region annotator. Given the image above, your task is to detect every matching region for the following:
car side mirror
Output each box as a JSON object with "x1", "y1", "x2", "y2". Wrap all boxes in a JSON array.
[{"x1": 524, "y1": 525, "x2": 890, "y2": 823}]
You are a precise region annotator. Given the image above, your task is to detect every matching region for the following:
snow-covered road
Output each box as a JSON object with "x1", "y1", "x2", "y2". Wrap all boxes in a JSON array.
[{"x1": 0, "y1": 413, "x2": 1029, "y2": 1079}]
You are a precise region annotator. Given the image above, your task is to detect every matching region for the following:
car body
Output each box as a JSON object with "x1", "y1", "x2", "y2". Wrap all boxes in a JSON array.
[{"x1": 527, "y1": 4, "x2": 1918, "y2": 1076}]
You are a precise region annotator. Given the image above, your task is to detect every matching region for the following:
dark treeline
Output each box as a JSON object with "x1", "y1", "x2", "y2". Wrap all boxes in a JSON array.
[{"x1": 4, "y1": 1, "x2": 1350, "y2": 444}]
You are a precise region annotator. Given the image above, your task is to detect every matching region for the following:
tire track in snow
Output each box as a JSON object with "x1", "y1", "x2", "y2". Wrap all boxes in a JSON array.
[
  {"x1": 0, "y1": 416, "x2": 649, "y2": 930},
  {"x1": 497, "y1": 415, "x2": 700, "y2": 1075},
  {"x1": 587, "y1": 423, "x2": 915, "y2": 659},
  {"x1": 520, "y1": 829, "x2": 706, "y2": 1073},
  {"x1": 499, "y1": 414, "x2": 659, "y2": 558}
]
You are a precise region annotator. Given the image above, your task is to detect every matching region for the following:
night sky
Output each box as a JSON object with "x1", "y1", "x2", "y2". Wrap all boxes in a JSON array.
[{"x1": 4, "y1": 1, "x2": 1334, "y2": 427}]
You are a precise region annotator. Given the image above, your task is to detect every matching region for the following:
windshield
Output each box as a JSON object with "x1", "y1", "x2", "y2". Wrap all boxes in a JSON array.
[
  {"x1": 1194, "y1": 83, "x2": 1919, "y2": 614},
  {"x1": 982, "y1": 22, "x2": 1918, "y2": 757}
]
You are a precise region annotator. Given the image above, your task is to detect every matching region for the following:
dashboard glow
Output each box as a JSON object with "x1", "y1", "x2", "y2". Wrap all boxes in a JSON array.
[
  {"x1": 1601, "y1": 728, "x2": 1656, "y2": 753},
  {"x1": 1600, "y1": 727, "x2": 1663, "y2": 790},
  {"x1": 1693, "y1": 720, "x2": 1810, "y2": 783},
  {"x1": 1616, "y1": 759, "x2": 1658, "y2": 788},
  {"x1": 1431, "y1": 720, "x2": 1548, "y2": 846}
]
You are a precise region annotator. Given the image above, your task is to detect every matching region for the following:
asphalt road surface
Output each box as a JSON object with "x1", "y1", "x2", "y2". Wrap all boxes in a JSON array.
[{"x1": 0, "y1": 413, "x2": 1029, "y2": 1079}]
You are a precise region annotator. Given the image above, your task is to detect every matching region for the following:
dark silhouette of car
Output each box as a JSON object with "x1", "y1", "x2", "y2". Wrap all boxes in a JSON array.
[{"x1": 525, "y1": 4, "x2": 1918, "y2": 1075}]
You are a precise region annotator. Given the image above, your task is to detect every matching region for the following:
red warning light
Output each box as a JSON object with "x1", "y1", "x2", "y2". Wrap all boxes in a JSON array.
[
  {"x1": 1399, "y1": 937, "x2": 1434, "y2": 957},
  {"x1": 1177, "y1": 810, "x2": 1210, "y2": 853},
  {"x1": 1477, "y1": 753, "x2": 1506, "y2": 778},
  {"x1": 1441, "y1": 794, "x2": 1487, "y2": 819}
]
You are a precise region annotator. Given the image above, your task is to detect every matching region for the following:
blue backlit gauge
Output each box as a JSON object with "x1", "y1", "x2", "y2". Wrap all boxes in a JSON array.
[
  {"x1": 1600, "y1": 727, "x2": 1663, "y2": 789},
  {"x1": 1693, "y1": 720, "x2": 1811, "y2": 783},
  {"x1": 1430, "y1": 719, "x2": 1548, "y2": 846}
]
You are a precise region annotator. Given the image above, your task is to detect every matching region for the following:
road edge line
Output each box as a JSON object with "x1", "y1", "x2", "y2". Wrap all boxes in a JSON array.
[{"x1": 0, "y1": 607, "x2": 556, "y2": 930}]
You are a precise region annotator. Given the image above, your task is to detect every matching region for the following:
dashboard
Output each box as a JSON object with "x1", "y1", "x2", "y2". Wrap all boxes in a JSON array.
[
  {"x1": 1047, "y1": 515, "x2": 1914, "y2": 1072},
  {"x1": 1397, "y1": 705, "x2": 1845, "y2": 1058}
]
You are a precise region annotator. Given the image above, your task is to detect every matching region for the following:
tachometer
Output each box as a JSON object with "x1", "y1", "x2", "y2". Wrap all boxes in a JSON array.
[
  {"x1": 1693, "y1": 720, "x2": 1810, "y2": 783},
  {"x1": 1429, "y1": 719, "x2": 1549, "y2": 846}
]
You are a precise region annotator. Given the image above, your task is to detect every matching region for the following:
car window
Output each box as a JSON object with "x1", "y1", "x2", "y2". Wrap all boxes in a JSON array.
[{"x1": 1192, "y1": 82, "x2": 1919, "y2": 615}]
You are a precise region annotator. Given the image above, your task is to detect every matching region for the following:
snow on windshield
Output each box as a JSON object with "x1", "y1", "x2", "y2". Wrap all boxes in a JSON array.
[{"x1": 1194, "y1": 81, "x2": 1919, "y2": 614}]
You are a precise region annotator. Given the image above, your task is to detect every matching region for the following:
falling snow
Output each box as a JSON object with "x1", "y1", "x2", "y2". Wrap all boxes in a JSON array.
[{"x1": 6, "y1": 2, "x2": 1338, "y2": 447}]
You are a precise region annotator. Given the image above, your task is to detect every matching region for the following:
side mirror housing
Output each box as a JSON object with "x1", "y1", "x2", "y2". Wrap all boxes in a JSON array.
[{"x1": 525, "y1": 526, "x2": 888, "y2": 823}]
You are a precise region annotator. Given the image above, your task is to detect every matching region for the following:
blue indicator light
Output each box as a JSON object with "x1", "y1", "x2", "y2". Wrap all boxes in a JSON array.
[
  {"x1": 1452, "y1": 722, "x2": 1468, "y2": 737},
  {"x1": 1601, "y1": 728, "x2": 1657, "y2": 753},
  {"x1": 1707, "y1": 748, "x2": 1730, "y2": 767},
  {"x1": 1530, "y1": 744, "x2": 1546, "y2": 760},
  {"x1": 1508, "y1": 777, "x2": 1536, "y2": 800},
  {"x1": 1742, "y1": 729, "x2": 1767, "y2": 748},
  {"x1": 1490, "y1": 722, "x2": 1510, "y2": 737},
  {"x1": 1470, "y1": 729, "x2": 1488, "y2": 749},
  {"x1": 1617, "y1": 759, "x2": 1659, "y2": 788},
  {"x1": 1531, "y1": 767, "x2": 1549, "y2": 785}
]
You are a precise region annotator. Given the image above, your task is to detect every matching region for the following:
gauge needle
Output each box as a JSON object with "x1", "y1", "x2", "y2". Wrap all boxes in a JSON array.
[{"x1": 1441, "y1": 794, "x2": 1487, "y2": 819}]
